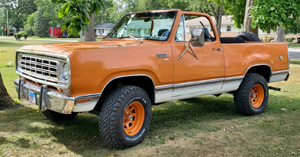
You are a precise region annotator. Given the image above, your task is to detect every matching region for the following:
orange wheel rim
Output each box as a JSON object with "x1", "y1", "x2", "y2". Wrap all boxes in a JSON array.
[
  {"x1": 123, "y1": 101, "x2": 145, "y2": 136},
  {"x1": 250, "y1": 84, "x2": 265, "y2": 108}
]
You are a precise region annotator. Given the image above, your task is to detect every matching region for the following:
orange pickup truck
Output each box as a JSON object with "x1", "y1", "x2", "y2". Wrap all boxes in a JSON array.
[{"x1": 14, "y1": 9, "x2": 289, "y2": 148}]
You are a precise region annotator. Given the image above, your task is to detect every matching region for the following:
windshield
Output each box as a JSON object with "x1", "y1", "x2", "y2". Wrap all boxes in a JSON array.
[{"x1": 106, "y1": 11, "x2": 177, "y2": 41}]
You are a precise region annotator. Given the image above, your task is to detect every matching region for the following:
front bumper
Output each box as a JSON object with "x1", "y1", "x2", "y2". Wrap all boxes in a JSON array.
[{"x1": 14, "y1": 79, "x2": 101, "y2": 114}]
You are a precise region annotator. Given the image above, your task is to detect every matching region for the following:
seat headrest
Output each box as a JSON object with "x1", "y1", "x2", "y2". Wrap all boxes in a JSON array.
[
  {"x1": 203, "y1": 27, "x2": 210, "y2": 38},
  {"x1": 158, "y1": 29, "x2": 169, "y2": 36}
]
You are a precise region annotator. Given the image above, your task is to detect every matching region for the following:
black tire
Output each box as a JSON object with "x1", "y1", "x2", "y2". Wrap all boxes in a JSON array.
[
  {"x1": 234, "y1": 73, "x2": 269, "y2": 116},
  {"x1": 237, "y1": 32, "x2": 260, "y2": 42},
  {"x1": 99, "y1": 85, "x2": 152, "y2": 149},
  {"x1": 42, "y1": 110, "x2": 78, "y2": 121}
]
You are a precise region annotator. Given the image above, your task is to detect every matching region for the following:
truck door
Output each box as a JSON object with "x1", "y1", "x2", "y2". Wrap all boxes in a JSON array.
[{"x1": 171, "y1": 14, "x2": 225, "y2": 96}]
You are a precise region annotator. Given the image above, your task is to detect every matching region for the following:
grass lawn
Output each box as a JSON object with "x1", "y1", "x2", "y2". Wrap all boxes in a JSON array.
[
  {"x1": 0, "y1": 39, "x2": 300, "y2": 156},
  {"x1": 288, "y1": 43, "x2": 300, "y2": 48}
]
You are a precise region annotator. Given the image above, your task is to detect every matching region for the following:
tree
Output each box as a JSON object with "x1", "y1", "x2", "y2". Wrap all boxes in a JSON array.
[
  {"x1": 0, "y1": 0, "x2": 37, "y2": 32},
  {"x1": 24, "y1": 12, "x2": 36, "y2": 33},
  {"x1": 82, "y1": 13, "x2": 95, "y2": 42},
  {"x1": 243, "y1": 0, "x2": 252, "y2": 32},
  {"x1": 33, "y1": 8, "x2": 50, "y2": 37},
  {"x1": 51, "y1": 0, "x2": 104, "y2": 42},
  {"x1": 187, "y1": 0, "x2": 214, "y2": 14},
  {"x1": 209, "y1": 0, "x2": 223, "y2": 35},
  {"x1": 34, "y1": 0, "x2": 64, "y2": 27},
  {"x1": 221, "y1": 0, "x2": 246, "y2": 29},
  {"x1": 285, "y1": 18, "x2": 300, "y2": 34},
  {"x1": 95, "y1": 0, "x2": 114, "y2": 23},
  {"x1": 186, "y1": 0, "x2": 224, "y2": 35},
  {"x1": 251, "y1": 0, "x2": 300, "y2": 42},
  {"x1": 274, "y1": 23, "x2": 284, "y2": 42},
  {"x1": 243, "y1": 0, "x2": 258, "y2": 35},
  {"x1": 0, "y1": 72, "x2": 14, "y2": 106}
]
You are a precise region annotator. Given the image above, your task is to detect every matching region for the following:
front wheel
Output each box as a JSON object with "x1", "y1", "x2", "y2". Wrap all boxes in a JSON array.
[
  {"x1": 99, "y1": 85, "x2": 152, "y2": 149},
  {"x1": 234, "y1": 73, "x2": 269, "y2": 115}
]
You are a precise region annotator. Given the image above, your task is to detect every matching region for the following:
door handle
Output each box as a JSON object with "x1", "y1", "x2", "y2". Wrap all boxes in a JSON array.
[{"x1": 212, "y1": 48, "x2": 222, "y2": 51}]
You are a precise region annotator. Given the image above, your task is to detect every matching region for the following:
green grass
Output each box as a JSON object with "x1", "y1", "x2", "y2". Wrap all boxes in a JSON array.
[
  {"x1": 288, "y1": 43, "x2": 300, "y2": 48},
  {"x1": 0, "y1": 39, "x2": 300, "y2": 156}
]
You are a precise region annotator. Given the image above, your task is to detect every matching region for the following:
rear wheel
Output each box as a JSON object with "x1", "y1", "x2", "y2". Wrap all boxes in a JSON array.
[
  {"x1": 42, "y1": 110, "x2": 78, "y2": 121},
  {"x1": 234, "y1": 73, "x2": 269, "y2": 115},
  {"x1": 99, "y1": 85, "x2": 152, "y2": 149}
]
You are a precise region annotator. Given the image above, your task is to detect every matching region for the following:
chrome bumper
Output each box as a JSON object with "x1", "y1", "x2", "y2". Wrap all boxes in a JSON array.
[
  {"x1": 269, "y1": 70, "x2": 290, "y2": 83},
  {"x1": 14, "y1": 79, "x2": 101, "y2": 114}
]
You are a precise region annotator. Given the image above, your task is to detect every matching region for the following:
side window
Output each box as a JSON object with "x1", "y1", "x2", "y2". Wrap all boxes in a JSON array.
[
  {"x1": 175, "y1": 16, "x2": 185, "y2": 41},
  {"x1": 175, "y1": 15, "x2": 216, "y2": 42}
]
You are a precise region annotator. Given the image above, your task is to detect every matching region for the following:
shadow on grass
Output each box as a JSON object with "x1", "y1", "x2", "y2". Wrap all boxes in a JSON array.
[
  {"x1": 1, "y1": 94, "x2": 299, "y2": 155},
  {"x1": 290, "y1": 60, "x2": 300, "y2": 65},
  {"x1": 0, "y1": 103, "x2": 23, "y2": 111}
]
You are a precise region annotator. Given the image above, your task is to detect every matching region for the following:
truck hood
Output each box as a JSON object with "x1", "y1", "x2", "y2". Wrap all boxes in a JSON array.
[{"x1": 17, "y1": 40, "x2": 158, "y2": 56}]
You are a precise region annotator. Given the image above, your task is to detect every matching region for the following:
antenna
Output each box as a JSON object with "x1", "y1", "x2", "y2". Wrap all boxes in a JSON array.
[{"x1": 199, "y1": 21, "x2": 205, "y2": 27}]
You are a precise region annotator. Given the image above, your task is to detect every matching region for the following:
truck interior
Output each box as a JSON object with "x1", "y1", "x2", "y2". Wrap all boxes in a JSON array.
[{"x1": 178, "y1": 15, "x2": 258, "y2": 44}]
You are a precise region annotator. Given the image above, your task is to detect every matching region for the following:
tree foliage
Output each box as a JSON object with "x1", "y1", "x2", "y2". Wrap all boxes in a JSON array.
[
  {"x1": 34, "y1": 0, "x2": 65, "y2": 27},
  {"x1": 33, "y1": 8, "x2": 50, "y2": 37},
  {"x1": 22, "y1": 0, "x2": 63, "y2": 36},
  {"x1": 218, "y1": 0, "x2": 246, "y2": 29},
  {"x1": 187, "y1": 0, "x2": 216, "y2": 15},
  {"x1": 285, "y1": 18, "x2": 300, "y2": 34},
  {"x1": 51, "y1": 0, "x2": 104, "y2": 36},
  {"x1": 0, "y1": 0, "x2": 37, "y2": 31},
  {"x1": 95, "y1": 0, "x2": 114, "y2": 23},
  {"x1": 24, "y1": 12, "x2": 36, "y2": 33},
  {"x1": 251, "y1": 0, "x2": 300, "y2": 32}
]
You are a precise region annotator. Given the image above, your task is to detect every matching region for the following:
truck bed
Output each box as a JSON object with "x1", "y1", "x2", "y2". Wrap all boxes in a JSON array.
[{"x1": 222, "y1": 42, "x2": 289, "y2": 79}]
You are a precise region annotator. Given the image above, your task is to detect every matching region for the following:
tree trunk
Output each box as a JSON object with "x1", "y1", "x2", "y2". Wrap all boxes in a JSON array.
[
  {"x1": 216, "y1": 6, "x2": 223, "y2": 36},
  {"x1": 0, "y1": 72, "x2": 14, "y2": 106},
  {"x1": 82, "y1": 13, "x2": 96, "y2": 42},
  {"x1": 243, "y1": 0, "x2": 258, "y2": 36},
  {"x1": 275, "y1": 23, "x2": 285, "y2": 42},
  {"x1": 210, "y1": 3, "x2": 223, "y2": 36}
]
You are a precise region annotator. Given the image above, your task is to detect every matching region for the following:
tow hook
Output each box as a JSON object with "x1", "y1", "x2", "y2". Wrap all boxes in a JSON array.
[{"x1": 269, "y1": 86, "x2": 281, "y2": 91}]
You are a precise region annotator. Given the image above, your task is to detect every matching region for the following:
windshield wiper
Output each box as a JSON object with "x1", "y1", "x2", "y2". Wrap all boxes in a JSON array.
[{"x1": 123, "y1": 36, "x2": 143, "y2": 43}]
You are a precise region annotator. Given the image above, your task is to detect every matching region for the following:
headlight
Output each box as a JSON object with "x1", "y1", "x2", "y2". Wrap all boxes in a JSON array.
[{"x1": 61, "y1": 63, "x2": 69, "y2": 80}]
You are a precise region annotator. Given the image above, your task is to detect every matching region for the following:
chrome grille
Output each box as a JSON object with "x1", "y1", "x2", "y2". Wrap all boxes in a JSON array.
[{"x1": 19, "y1": 55, "x2": 61, "y2": 82}]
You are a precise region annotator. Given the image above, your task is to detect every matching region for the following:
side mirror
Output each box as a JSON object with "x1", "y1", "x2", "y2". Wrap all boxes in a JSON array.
[
  {"x1": 177, "y1": 28, "x2": 205, "y2": 60},
  {"x1": 190, "y1": 28, "x2": 205, "y2": 47}
]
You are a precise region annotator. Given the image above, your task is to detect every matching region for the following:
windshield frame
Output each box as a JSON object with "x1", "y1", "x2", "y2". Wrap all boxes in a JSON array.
[{"x1": 106, "y1": 11, "x2": 178, "y2": 42}]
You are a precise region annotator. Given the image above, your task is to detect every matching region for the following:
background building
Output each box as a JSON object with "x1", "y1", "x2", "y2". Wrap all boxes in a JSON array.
[{"x1": 95, "y1": 23, "x2": 115, "y2": 36}]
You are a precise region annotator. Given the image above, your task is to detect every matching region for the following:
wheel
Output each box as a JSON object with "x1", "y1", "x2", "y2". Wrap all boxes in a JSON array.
[
  {"x1": 99, "y1": 85, "x2": 152, "y2": 149},
  {"x1": 236, "y1": 32, "x2": 260, "y2": 42},
  {"x1": 234, "y1": 73, "x2": 269, "y2": 116},
  {"x1": 42, "y1": 110, "x2": 78, "y2": 121}
]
